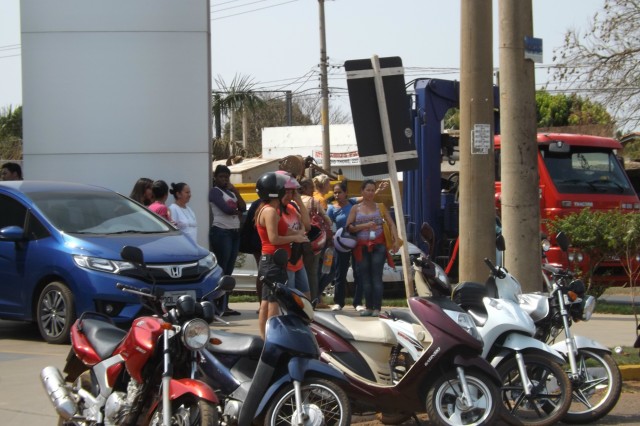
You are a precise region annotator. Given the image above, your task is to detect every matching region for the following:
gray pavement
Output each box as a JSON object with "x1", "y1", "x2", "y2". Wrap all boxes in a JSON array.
[{"x1": 1, "y1": 303, "x2": 638, "y2": 425}]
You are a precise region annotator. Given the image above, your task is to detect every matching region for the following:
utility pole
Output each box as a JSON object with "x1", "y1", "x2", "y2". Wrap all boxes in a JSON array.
[
  {"x1": 286, "y1": 90, "x2": 293, "y2": 126},
  {"x1": 498, "y1": 0, "x2": 541, "y2": 293},
  {"x1": 318, "y1": 0, "x2": 331, "y2": 173},
  {"x1": 458, "y1": 0, "x2": 496, "y2": 282}
]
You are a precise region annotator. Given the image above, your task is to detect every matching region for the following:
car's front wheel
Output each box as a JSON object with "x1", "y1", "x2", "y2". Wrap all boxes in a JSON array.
[{"x1": 37, "y1": 281, "x2": 75, "y2": 344}]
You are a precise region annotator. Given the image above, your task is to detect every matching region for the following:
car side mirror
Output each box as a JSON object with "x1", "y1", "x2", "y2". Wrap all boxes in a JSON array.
[{"x1": 0, "y1": 226, "x2": 25, "y2": 241}]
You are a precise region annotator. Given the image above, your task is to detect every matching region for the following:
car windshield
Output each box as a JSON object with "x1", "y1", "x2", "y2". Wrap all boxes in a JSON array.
[
  {"x1": 542, "y1": 147, "x2": 635, "y2": 195},
  {"x1": 29, "y1": 190, "x2": 174, "y2": 234}
]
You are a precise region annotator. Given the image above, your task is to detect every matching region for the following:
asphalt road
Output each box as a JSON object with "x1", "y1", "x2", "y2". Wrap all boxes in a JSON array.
[{"x1": 1, "y1": 305, "x2": 639, "y2": 425}]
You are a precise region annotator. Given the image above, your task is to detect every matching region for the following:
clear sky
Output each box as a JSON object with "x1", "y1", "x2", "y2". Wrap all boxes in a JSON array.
[{"x1": 1, "y1": 0, "x2": 605, "y2": 114}]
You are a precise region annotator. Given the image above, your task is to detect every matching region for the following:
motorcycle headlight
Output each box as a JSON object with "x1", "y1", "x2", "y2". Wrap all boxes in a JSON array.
[
  {"x1": 582, "y1": 295, "x2": 596, "y2": 322},
  {"x1": 541, "y1": 238, "x2": 551, "y2": 252},
  {"x1": 444, "y1": 310, "x2": 482, "y2": 344},
  {"x1": 181, "y1": 318, "x2": 210, "y2": 350},
  {"x1": 73, "y1": 255, "x2": 135, "y2": 274}
]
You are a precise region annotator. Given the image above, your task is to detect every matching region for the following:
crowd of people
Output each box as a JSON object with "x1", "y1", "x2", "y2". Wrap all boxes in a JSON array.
[
  {"x1": 243, "y1": 171, "x2": 398, "y2": 337},
  {"x1": 125, "y1": 169, "x2": 398, "y2": 336}
]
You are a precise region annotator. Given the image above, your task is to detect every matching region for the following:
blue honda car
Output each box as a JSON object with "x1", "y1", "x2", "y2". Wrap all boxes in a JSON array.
[{"x1": 0, "y1": 181, "x2": 222, "y2": 343}]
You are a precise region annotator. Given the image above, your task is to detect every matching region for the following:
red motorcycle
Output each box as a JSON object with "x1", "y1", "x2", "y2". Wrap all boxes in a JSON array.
[{"x1": 41, "y1": 246, "x2": 234, "y2": 426}]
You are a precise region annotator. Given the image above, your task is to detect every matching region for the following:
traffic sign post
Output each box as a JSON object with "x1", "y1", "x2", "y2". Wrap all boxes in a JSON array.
[{"x1": 345, "y1": 55, "x2": 417, "y2": 298}]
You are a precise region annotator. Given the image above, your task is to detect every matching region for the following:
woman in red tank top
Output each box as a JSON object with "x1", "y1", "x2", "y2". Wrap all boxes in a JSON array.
[{"x1": 255, "y1": 171, "x2": 309, "y2": 339}]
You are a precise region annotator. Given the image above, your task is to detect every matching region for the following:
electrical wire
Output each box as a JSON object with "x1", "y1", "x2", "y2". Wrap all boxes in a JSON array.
[{"x1": 211, "y1": 0, "x2": 299, "y2": 21}]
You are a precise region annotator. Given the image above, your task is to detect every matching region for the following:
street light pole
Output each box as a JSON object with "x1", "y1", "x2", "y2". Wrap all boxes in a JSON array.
[{"x1": 318, "y1": 0, "x2": 331, "y2": 173}]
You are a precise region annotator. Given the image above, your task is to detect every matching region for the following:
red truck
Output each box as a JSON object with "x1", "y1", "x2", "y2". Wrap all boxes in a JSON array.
[
  {"x1": 495, "y1": 133, "x2": 640, "y2": 285},
  {"x1": 403, "y1": 78, "x2": 639, "y2": 285}
]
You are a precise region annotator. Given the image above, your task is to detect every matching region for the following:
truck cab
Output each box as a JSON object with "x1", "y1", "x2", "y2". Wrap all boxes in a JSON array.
[{"x1": 495, "y1": 133, "x2": 640, "y2": 284}]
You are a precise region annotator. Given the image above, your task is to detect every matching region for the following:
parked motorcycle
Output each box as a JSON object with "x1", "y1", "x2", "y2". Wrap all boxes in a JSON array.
[
  {"x1": 310, "y1": 267, "x2": 504, "y2": 425},
  {"x1": 41, "y1": 245, "x2": 232, "y2": 426},
  {"x1": 517, "y1": 231, "x2": 622, "y2": 423},
  {"x1": 403, "y1": 250, "x2": 572, "y2": 426},
  {"x1": 198, "y1": 248, "x2": 352, "y2": 426}
]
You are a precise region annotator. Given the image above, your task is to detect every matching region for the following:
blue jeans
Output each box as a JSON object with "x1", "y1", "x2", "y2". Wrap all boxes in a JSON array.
[
  {"x1": 287, "y1": 267, "x2": 310, "y2": 294},
  {"x1": 356, "y1": 243, "x2": 386, "y2": 311},
  {"x1": 209, "y1": 227, "x2": 240, "y2": 311},
  {"x1": 333, "y1": 250, "x2": 359, "y2": 308}
]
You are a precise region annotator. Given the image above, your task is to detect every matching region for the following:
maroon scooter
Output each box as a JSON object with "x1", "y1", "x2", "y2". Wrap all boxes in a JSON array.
[{"x1": 310, "y1": 285, "x2": 505, "y2": 426}]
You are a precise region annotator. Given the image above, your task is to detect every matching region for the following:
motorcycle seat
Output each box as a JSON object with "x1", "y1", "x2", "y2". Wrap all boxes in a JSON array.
[
  {"x1": 208, "y1": 330, "x2": 264, "y2": 359},
  {"x1": 314, "y1": 312, "x2": 397, "y2": 345},
  {"x1": 452, "y1": 281, "x2": 491, "y2": 311},
  {"x1": 80, "y1": 319, "x2": 127, "y2": 359}
]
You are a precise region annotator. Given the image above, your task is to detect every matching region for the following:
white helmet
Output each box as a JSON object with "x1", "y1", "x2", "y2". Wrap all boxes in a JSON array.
[{"x1": 333, "y1": 227, "x2": 357, "y2": 253}]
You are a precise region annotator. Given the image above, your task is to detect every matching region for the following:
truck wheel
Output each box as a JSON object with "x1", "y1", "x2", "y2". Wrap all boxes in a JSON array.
[{"x1": 37, "y1": 281, "x2": 75, "y2": 344}]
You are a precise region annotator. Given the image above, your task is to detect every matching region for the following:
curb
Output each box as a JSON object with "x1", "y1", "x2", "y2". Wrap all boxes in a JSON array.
[{"x1": 620, "y1": 365, "x2": 640, "y2": 381}]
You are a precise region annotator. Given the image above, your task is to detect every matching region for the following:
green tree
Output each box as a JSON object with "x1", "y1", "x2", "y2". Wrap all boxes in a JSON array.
[
  {"x1": 536, "y1": 91, "x2": 613, "y2": 127},
  {"x1": 213, "y1": 74, "x2": 265, "y2": 156},
  {"x1": 551, "y1": 0, "x2": 640, "y2": 131},
  {"x1": 547, "y1": 208, "x2": 615, "y2": 289},
  {"x1": 0, "y1": 105, "x2": 23, "y2": 160}
]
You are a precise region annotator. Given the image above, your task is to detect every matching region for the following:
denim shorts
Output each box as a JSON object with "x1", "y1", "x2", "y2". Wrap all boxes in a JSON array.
[{"x1": 258, "y1": 254, "x2": 288, "y2": 300}]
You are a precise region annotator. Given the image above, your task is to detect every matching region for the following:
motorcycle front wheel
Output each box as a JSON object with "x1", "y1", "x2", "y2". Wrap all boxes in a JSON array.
[
  {"x1": 425, "y1": 369, "x2": 500, "y2": 426},
  {"x1": 497, "y1": 352, "x2": 572, "y2": 426},
  {"x1": 264, "y1": 378, "x2": 351, "y2": 426},
  {"x1": 563, "y1": 349, "x2": 622, "y2": 424},
  {"x1": 150, "y1": 396, "x2": 218, "y2": 426}
]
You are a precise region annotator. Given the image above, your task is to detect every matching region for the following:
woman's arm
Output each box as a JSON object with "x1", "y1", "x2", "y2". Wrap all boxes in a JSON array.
[{"x1": 292, "y1": 192, "x2": 311, "y2": 231}]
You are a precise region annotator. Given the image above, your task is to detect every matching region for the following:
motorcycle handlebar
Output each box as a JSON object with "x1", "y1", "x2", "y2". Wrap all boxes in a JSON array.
[
  {"x1": 483, "y1": 258, "x2": 506, "y2": 279},
  {"x1": 541, "y1": 263, "x2": 573, "y2": 279}
]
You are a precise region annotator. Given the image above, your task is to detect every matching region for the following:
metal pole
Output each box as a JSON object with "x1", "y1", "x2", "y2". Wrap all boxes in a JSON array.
[
  {"x1": 458, "y1": 0, "x2": 496, "y2": 282},
  {"x1": 370, "y1": 55, "x2": 414, "y2": 297},
  {"x1": 498, "y1": 0, "x2": 541, "y2": 293},
  {"x1": 286, "y1": 90, "x2": 293, "y2": 126},
  {"x1": 318, "y1": 0, "x2": 331, "y2": 172}
]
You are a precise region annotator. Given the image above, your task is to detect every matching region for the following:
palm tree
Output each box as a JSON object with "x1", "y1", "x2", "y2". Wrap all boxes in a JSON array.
[{"x1": 213, "y1": 74, "x2": 264, "y2": 156}]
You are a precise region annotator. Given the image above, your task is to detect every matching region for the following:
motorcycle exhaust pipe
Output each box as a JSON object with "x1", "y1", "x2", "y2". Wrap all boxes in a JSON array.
[{"x1": 40, "y1": 366, "x2": 77, "y2": 420}]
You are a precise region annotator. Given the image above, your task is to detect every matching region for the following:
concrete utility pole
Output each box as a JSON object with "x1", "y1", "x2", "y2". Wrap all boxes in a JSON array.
[
  {"x1": 458, "y1": 0, "x2": 496, "y2": 282},
  {"x1": 318, "y1": 0, "x2": 331, "y2": 172},
  {"x1": 498, "y1": 1, "x2": 541, "y2": 293}
]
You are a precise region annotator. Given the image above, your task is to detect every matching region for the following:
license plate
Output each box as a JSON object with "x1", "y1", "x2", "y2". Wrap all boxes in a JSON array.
[{"x1": 162, "y1": 290, "x2": 196, "y2": 305}]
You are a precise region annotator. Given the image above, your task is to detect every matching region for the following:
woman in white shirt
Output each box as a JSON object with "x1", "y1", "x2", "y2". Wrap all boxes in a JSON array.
[{"x1": 169, "y1": 182, "x2": 198, "y2": 242}]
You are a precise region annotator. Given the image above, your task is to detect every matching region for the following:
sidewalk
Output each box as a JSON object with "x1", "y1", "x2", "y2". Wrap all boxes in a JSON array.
[{"x1": 225, "y1": 301, "x2": 640, "y2": 380}]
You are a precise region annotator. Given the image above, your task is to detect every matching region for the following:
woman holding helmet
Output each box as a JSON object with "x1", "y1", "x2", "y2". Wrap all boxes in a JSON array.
[
  {"x1": 255, "y1": 171, "x2": 310, "y2": 339},
  {"x1": 326, "y1": 182, "x2": 359, "y2": 311}
]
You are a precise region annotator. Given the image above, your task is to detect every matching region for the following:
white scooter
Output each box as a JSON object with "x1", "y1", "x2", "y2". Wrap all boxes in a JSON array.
[
  {"x1": 382, "y1": 246, "x2": 572, "y2": 426},
  {"x1": 517, "y1": 232, "x2": 622, "y2": 424}
]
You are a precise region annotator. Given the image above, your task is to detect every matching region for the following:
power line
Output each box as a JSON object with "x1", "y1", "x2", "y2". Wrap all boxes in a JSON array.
[
  {"x1": 211, "y1": 0, "x2": 299, "y2": 21},
  {"x1": 211, "y1": 0, "x2": 274, "y2": 13}
]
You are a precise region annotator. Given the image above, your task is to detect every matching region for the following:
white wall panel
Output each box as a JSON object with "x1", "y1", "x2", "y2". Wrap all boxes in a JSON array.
[{"x1": 21, "y1": 0, "x2": 212, "y2": 247}]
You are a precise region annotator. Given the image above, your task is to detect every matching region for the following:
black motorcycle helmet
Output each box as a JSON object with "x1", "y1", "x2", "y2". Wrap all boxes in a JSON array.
[{"x1": 256, "y1": 171, "x2": 300, "y2": 202}]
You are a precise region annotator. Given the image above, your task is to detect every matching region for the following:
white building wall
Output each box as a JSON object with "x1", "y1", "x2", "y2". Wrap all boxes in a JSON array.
[{"x1": 20, "y1": 0, "x2": 212, "y2": 247}]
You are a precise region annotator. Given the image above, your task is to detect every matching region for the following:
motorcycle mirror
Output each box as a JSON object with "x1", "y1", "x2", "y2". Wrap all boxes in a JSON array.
[
  {"x1": 556, "y1": 232, "x2": 570, "y2": 252},
  {"x1": 121, "y1": 246, "x2": 145, "y2": 265},
  {"x1": 495, "y1": 233, "x2": 506, "y2": 252},
  {"x1": 273, "y1": 248, "x2": 289, "y2": 267},
  {"x1": 217, "y1": 275, "x2": 236, "y2": 292},
  {"x1": 201, "y1": 275, "x2": 236, "y2": 301}
]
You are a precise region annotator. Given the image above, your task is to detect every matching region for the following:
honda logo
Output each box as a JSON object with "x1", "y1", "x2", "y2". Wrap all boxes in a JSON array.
[
  {"x1": 169, "y1": 266, "x2": 182, "y2": 278},
  {"x1": 167, "y1": 265, "x2": 183, "y2": 278}
]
